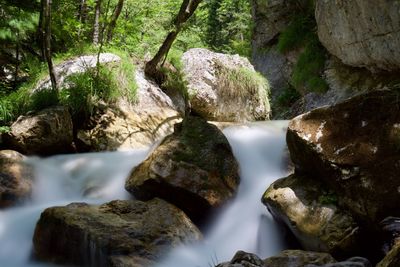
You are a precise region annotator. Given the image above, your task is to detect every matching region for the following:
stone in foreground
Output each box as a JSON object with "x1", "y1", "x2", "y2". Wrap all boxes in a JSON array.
[
  {"x1": 287, "y1": 90, "x2": 400, "y2": 223},
  {"x1": 4, "y1": 106, "x2": 73, "y2": 155},
  {"x1": 0, "y1": 150, "x2": 33, "y2": 208},
  {"x1": 263, "y1": 174, "x2": 360, "y2": 257},
  {"x1": 126, "y1": 116, "x2": 240, "y2": 225},
  {"x1": 33, "y1": 198, "x2": 201, "y2": 267}
]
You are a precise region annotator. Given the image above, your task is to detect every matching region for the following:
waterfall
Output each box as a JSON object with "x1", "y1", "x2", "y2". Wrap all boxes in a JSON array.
[{"x1": 0, "y1": 121, "x2": 289, "y2": 267}]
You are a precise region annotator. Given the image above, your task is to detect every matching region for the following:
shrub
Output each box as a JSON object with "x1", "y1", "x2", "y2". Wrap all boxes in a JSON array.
[
  {"x1": 277, "y1": 14, "x2": 314, "y2": 53},
  {"x1": 291, "y1": 37, "x2": 329, "y2": 94}
]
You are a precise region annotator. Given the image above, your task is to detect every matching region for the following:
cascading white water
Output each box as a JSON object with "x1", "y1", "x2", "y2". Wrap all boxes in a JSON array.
[{"x1": 0, "y1": 121, "x2": 289, "y2": 267}]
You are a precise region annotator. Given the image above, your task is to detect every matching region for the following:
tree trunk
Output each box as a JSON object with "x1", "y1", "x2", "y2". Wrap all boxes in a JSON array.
[
  {"x1": 106, "y1": 0, "x2": 124, "y2": 42},
  {"x1": 145, "y1": 0, "x2": 202, "y2": 79},
  {"x1": 37, "y1": 0, "x2": 45, "y2": 61},
  {"x1": 43, "y1": 0, "x2": 57, "y2": 90},
  {"x1": 93, "y1": 0, "x2": 101, "y2": 45}
]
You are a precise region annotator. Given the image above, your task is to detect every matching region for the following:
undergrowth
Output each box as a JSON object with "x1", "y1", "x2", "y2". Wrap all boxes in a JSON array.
[
  {"x1": 213, "y1": 61, "x2": 270, "y2": 120},
  {"x1": 0, "y1": 48, "x2": 137, "y2": 126},
  {"x1": 276, "y1": 1, "x2": 328, "y2": 95}
]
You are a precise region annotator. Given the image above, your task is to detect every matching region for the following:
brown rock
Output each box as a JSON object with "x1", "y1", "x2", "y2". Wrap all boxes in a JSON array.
[
  {"x1": 0, "y1": 150, "x2": 33, "y2": 208},
  {"x1": 125, "y1": 116, "x2": 240, "y2": 225},
  {"x1": 287, "y1": 89, "x2": 400, "y2": 223},
  {"x1": 263, "y1": 174, "x2": 360, "y2": 257},
  {"x1": 33, "y1": 198, "x2": 202, "y2": 267},
  {"x1": 4, "y1": 106, "x2": 73, "y2": 155}
]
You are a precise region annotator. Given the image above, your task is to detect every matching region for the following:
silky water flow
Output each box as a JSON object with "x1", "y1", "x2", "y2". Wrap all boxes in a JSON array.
[{"x1": 0, "y1": 121, "x2": 290, "y2": 267}]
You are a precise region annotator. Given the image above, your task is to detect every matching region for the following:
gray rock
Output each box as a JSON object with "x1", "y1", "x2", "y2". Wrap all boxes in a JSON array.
[
  {"x1": 4, "y1": 106, "x2": 73, "y2": 155},
  {"x1": 316, "y1": 0, "x2": 400, "y2": 71},
  {"x1": 77, "y1": 70, "x2": 180, "y2": 151},
  {"x1": 182, "y1": 48, "x2": 270, "y2": 122},
  {"x1": 35, "y1": 53, "x2": 121, "y2": 91},
  {"x1": 33, "y1": 198, "x2": 202, "y2": 267}
]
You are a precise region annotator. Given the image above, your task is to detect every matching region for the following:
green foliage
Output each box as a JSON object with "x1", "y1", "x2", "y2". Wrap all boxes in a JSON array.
[
  {"x1": 277, "y1": 14, "x2": 314, "y2": 53},
  {"x1": 204, "y1": 0, "x2": 252, "y2": 57},
  {"x1": 30, "y1": 89, "x2": 59, "y2": 111},
  {"x1": 291, "y1": 37, "x2": 328, "y2": 93},
  {"x1": 0, "y1": 126, "x2": 10, "y2": 134},
  {"x1": 318, "y1": 192, "x2": 338, "y2": 205},
  {"x1": 277, "y1": 84, "x2": 301, "y2": 106}
]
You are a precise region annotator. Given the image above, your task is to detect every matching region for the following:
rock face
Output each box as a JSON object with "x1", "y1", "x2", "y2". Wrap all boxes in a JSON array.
[
  {"x1": 263, "y1": 174, "x2": 360, "y2": 257},
  {"x1": 287, "y1": 89, "x2": 400, "y2": 223},
  {"x1": 316, "y1": 0, "x2": 400, "y2": 71},
  {"x1": 4, "y1": 106, "x2": 73, "y2": 155},
  {"x1": 33, "y1": 198, "x2": 201, "y2": 267},
  {"x1": 182, "y1": 48, "x2": 270, "y2": 122},
  {"x1": 125, "y1": 116, "x2": 240, "y2": 224},
  {"x1": 0, "y1": 150, "x2": 33, "y2": 208},
  {"x1": 77, "y1": 70, "x2": 180, "y2": 151},
  {"x1": 251, "y1": 0, "x2": 299, "y2": 101}
]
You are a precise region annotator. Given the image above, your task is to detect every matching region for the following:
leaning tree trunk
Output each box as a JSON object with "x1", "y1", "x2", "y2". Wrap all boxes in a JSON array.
[
  {"x1": 43, "y1": 0, "x2": 57, "y2": 91},
  {"x1": 93, "y1": 0, "x2": 101, "y2": 45},
  {"x1": 144, "y1": 0, "x2": 202, "y2": 80},
  {"x1": 106, "y1": 0, "x2": 124, "y2": 42}
]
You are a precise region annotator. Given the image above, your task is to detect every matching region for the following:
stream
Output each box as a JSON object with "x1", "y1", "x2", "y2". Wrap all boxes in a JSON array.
[{"x1": 0, "y1": 121, "x2": 290, "y2": 267}]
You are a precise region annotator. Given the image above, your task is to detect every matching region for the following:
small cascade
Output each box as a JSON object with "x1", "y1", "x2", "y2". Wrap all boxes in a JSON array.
[
  {"x1": 156, "y1": 121, "x2": 290, "y2": 266},
  {"x1": 0, "y1": 121, "x2": 289, "y2": 267}
]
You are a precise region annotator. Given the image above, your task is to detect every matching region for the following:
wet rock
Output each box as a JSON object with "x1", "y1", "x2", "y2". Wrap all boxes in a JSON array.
[
  {"x1": 287, "y1": 89, "x2": 400, "y2": 223},
  {"x1": 125, "y1": 116, "x2": 240, "y2": 225},
  {"x1": 381, "y1": 217, "x2": 400, "y2": 254},
  {"x1": 217, "y1": 250, "x2": 336, "y2": 267},
  {"x1": 263, "y1": 174, "x2": 360, "y2": 257},
  {"x1": 0, "y1": 150, "x2": 33, "y2": 208},
  {"x1": 33, "y1": 198, "x2": 201, "y2": 267},
  {"x1": 316, "y1": 0, "x2": 400, "y2": 71},
  {"x1": 4, "y1": 106, "x2": 73, "y2": 155},
  {"x1": 182, "y1": 48, "x2": 270, "y2": 122},
  {"x1": 77, "y1": 70, "x2": 180, "y2": 151}
]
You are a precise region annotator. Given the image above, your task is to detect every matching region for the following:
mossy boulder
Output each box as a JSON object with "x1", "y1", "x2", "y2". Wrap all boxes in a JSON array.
[
  {"x1": 125, "y1": 116, "x2": 240, "y2": 225},
  {"x1": 287, "y1": 89, "x2": 400, "y2": 224},
  {"x1": 263, "y1": 174, "x2": 360, "y2": 257},
  {"x1": 182, "y1": 48, "x2": 270, "y2": 122},
  {"x1": 0, "y1": 150, "x2": 33, "y2": 208},
  {"x1": 33, "y1": 198, "x2": 201, "y2": 267}
]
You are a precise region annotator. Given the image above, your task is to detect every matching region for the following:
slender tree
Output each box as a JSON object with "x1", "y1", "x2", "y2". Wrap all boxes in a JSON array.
[
  {"x1": 145, "y1": 0, "x2": 203, "y2": 80},
  {"x1": 93, "y1": 0, "x2": 101, "y2": 45},
  {"x1": 42, "y1": 0, "x2": 57, "y2": 90},
  {"x1": 106, "y1": 0, "x2": 124, "y2": 42}
]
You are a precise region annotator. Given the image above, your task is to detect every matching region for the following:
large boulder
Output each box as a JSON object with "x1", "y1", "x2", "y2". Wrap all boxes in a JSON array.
[
  {"x1": 33, "y1": 198, "x2": 201, "y2": 267},
  {"x1": 4, "y1": 106, "x2": 73, "y2": 155},
  {"x1": 287, "y1": 89, "x2": 400, "y2": 224},
  {"x1": 35, "y1": 53, "x2": 121, "y2": 91},
  {"x1": 263, "y1": 174, "x2": 360, "y2": 257},
  {"x1": 125, "y1": 116, "x2": 240, "y2": 224},
  {"x1": 182, "y1": 48, "x2": 270, "y2": 122},
  {"x1": 0, "y1": 150, "x2": 33, "y2": 208},
  {"x1": 76, "y1": 70, "x2": 180, "y2": 151},
  {"x1": 316, "y1": 0, "x2": 400, "y2": 71}
]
